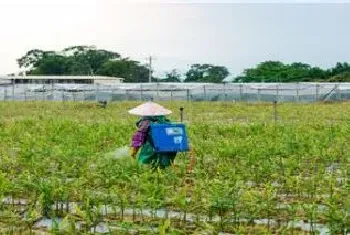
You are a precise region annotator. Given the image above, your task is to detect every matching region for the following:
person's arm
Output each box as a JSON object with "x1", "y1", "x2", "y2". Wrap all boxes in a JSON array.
[{"x1": 130, "y1": 120, "x2": 150, "y2": 158}]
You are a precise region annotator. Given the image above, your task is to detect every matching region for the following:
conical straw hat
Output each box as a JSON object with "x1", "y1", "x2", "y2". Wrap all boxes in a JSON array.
[{"x1": 128, "y1": 102, "x2": 172, "y2": 116}]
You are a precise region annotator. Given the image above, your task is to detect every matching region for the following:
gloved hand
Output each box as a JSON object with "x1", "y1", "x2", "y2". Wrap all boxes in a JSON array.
[{"x1": 130, "y1": 147, "x2": 138, "y2": 159}]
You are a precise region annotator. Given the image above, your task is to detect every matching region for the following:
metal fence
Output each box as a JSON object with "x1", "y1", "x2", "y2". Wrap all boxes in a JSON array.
[{"x1": 0, "y1": 82, "x2": 349, "y2": 102}]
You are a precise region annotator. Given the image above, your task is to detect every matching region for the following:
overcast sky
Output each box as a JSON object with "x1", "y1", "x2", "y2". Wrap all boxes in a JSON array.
[{"x1": 1, "y1": 0, "x2": 350, "y2": 78}]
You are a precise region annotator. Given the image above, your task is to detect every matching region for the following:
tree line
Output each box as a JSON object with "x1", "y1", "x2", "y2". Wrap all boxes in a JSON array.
[
  {"x1": 237, "y1": 61, "x2": 350, "y2": 83},
  {"x1": 15, "y1": 46, "x2": 350, "y2": 83}
]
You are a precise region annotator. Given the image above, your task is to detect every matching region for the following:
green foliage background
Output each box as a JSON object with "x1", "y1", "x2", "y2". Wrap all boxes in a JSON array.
[{"x1": 15, "y1": 46, "x2": 350, "y2": 83}]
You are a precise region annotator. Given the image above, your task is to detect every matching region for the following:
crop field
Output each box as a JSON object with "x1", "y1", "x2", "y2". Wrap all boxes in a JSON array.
[{"x1": 0, "y1": 101, "x2": 349, "y2": 234}]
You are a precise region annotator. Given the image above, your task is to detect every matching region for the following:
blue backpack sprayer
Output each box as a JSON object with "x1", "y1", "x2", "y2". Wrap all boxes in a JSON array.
[{"x1": 149, "y1": 107, "x2": 195, "y2": 173}]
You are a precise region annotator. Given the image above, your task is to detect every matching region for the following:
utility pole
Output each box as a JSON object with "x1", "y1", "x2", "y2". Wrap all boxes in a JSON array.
[{"x1": 148, "y1": 56, "x2": 153, "y2": 83}]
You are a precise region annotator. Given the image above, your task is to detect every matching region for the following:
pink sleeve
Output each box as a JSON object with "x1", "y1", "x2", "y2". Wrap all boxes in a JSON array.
[{"x1": 131, "y1": 120, "x2": 150, "y2": 147}]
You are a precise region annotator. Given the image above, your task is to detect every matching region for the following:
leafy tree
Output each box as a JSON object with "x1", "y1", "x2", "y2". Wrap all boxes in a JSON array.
[
  {"x1": 237, "y1": 60, "x2": 350, "y2": 83},
  {"x1": 64, "y1": 56, "x2": 91, "y2": 75},
  {"x1": 161, "y1": 69, "x2": 182, "y2": 82},
  {"x1": 29, "y1": 55, "x2": 68, "y2": 75},
  {"x1": 240, "y1": 61, "x2": 326, "y2": 82},
  {"x1": 285, "y1": 62, "x2": 312, "y2": 82},
  {"x1": 329, "y1": 62, "x2": 350, "y2": 76},
  {"x1": 184, "y1": 64, "x2": 229, "y2": 83},
  {"x1": 97, "y1": 59, "x2": 150, "y2": 83},
  {"x1": 17, "y1": 46, "x2": 120, "y2": 76},
  {"x1": 244, "y1": 61, "x2": 288, "y2": 82},
  {"x1": 327, "y1": 71, "x2": 350, "y2": 82},
  {"x1": 17, "y1": 49, "x2": 55, "y2": 69},
  {"x1": 63, "y1": 45, "x2": 120, "y2": 74},
  {"x1": 309, "y1": 67, "x2": 327, "y2": 80}
]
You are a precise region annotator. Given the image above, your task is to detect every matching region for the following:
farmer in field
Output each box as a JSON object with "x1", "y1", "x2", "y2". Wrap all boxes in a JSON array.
[{"x1": 129, "y1": 102, "x2": 177, "y2": 169}]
